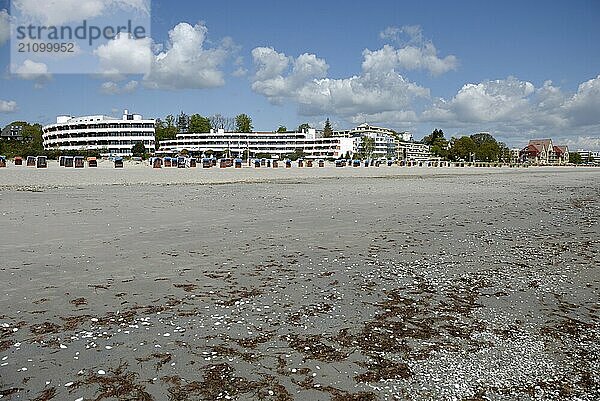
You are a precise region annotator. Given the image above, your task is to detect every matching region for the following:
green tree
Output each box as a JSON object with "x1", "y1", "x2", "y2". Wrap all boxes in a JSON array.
[
  {"x1": 276, "y1": 125, "x2": 287, "y2": 133},
  {"x1": 449, "y1": 136, "x2": 476, "y2": 161},
  {"x1": 0, "y1": 122, "x2": 44, "y2": 158},
  {"x1": 155, "y1": 117, "x2": 177, "y2": 142},
  {"x1": 235, "y1": 114, "x2": 253, "y2": 132},
  {"x1": 476, "y1": 140, "x2": 500, "y2": 161},
  {"x1": 471, "y1": 132, "x2": 500, "y2": 161},
  {"x1": 569, "y1": 152, "x2": 583, "y2": 164},
  {"x1": 323, "y1": 117, "x2": 333, "y2": 138},
  {"x1": 470, "y1": 132, "x2": 496, "y2": 148},
  {"x1": 165, "y1": 114, "x2": 175, "y2": 129},
  {"x1": 422, "y1": 129, "x2": 449, "y2": 158},
  {"x1": 176, "y1": 112, "x2": 189, "y2": 133},
  {"x1": 131, "y1": 141, "x2": 146, "y2": 157},
  {"x1": 209, "y1": 114, "x2": 235, "y2": 131},
  {"x1": 422, "y1": 129, "x2": 445, "y2": 146},
  {"x1": 323, "y1": 118, "x2": 333, "y2": 137},
  {"x1": 189, "y1": 114, "x2": 211, "y2": 133},
  {"x1": 298, "y1": 123, "x2": 310, "y2": 132},
  {"x1": 361, "y1": 136, "x2": 375, "y2": 159},
  {"x1": 288, "y1": 148, "x2": 305, "y2": 161},
  {"x1": 21, "y1": 123, "x2": 43, "y2": 148}
]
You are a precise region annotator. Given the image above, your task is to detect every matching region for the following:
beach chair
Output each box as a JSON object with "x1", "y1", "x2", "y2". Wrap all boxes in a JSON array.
[
  {"x1": 234, "y1": 158, "x2": 242, "y2": 168},
  {"x1": 114, "y1": 157, "x2": 124, "y2": 168},
  {"x1": 27, "y1": 156, "x2": 36, "y2": 166},
  {"x1": 0, "y1": 156, "x2": 6, "y2": 168},
  {"x1": 87, "y1": 157, "x2": 98, "y2": 167},
  {"x1": 14, "y1": 156, "x2": 23, "y2": 166},
  {"x1": 74, "y1": 156, "x2": 85, "y2": 168},
  {"x1": 36, "y1": 156, "x2": 47, "y2": 168}
]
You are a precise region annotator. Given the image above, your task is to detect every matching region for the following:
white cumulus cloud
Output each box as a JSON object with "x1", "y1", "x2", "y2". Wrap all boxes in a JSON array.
[
  {"x1": 144, "y1": 22, "x2": 230, "y2": 90},
  {"x1": 252, "y1": 47, "x2": 291, "y2": 81},
  {"x1": 561, "y1": 136, "x2": 600, "y2": 151},
  {"x1": 12, "y1": 0, "x2": 149, "y2": 25},
  {"x1": 13, "y1": 59, "x2": 52, "y2": 86},
  {"x1": 424, "y1": 77, "x2": 535, "y2": 123},
  {"x1": 562, "y1": 75, "x2": 600, "y2": 127},
  {"x1": 0, "y1": 99, "x2": 18, "y2": 112},
  {"x1": 250, "y1": 27, "x2": 455, "y2": 121},
  {"x1": 96, "y1": 22, "x2": 232, "y2": 91},
  {"x1": 420, "y1": 75, "x2": 600, "y2": 142},
  {"x1": 251, "y1": 47, "x2": 429, "y2": 118},
  {"x1": 251, "y1": 47, "x2": 328, "y2": 103},
  {"x1": 94, "y1": 33, "x2": 152, "y2": 75},
  {"x1": 100, "y1": 80, "x2": 138, "y2": 94},
  {"x1": 376, "y1": 25, "x2": 458, "y2": 76}
]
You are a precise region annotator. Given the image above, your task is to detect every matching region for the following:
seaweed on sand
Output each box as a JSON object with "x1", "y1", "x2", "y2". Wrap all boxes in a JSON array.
[{"x1": 81, "y1": 361, "x2": 153, "y2": 401}]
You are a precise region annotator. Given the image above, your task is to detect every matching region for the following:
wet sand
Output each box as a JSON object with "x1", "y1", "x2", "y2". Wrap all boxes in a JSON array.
[{"x1": 0, "y1": 167, "x2": 599, "y2": 400}]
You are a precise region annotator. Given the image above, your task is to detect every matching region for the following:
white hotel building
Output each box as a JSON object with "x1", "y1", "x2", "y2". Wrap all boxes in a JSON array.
[
  {"x1": 333, "y1": 123, "x2": 405, "y2": 159},
  {"x1": 42, "y1": 110, "x2": 155, "y2": 156},
  {"x1": 158, "y1": 128, "x2": 356, "y2": 160},
  {"x1": 396, "y1": 141, "x2": 432, "y2": 162}
]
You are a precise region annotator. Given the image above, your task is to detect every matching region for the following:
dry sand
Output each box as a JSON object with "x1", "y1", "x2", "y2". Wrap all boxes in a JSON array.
[
  {"x1": 0, "y1": 165, "x2": 599, "y2": 400},
  {"x1": 0, "y1": 159, "x2": 593, "y2": 188}
]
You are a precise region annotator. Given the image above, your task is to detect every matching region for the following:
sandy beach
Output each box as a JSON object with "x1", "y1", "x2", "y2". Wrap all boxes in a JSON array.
[
  {"x1": 0, "y1": 159, "x2": 597, "y2": 188},
  {"x1": 0, "y1": 166, "x2": 599, "y2": 400}
]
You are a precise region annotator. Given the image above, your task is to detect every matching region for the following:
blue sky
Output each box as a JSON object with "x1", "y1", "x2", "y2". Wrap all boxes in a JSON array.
[{"x1": 1, "y1": 0, "x2": 599, "y2": 148}]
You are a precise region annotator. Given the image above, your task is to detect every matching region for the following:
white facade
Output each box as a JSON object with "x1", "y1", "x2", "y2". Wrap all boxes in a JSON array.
[
  {"x1": 510, "y1": 148, "x2": 521, "y2": 163},
  {"x1": 42, "y1": 110, "x2": 156, "y2": 156},
  {"x1": 577, "y1": 150, "x2": 600, "y2": 164},
  {"x1": 158, "y1": 129, "x2": 355, "y2": 159},
  {"x1": 396, "y1": 141, "x2": 431, "y2": 162},
  {"x1": 333, "y1": 123, "x2": 397, "y2": 158},
  {"x1": 396, "y1": 131, "x2": 414, "y2": 142}
]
